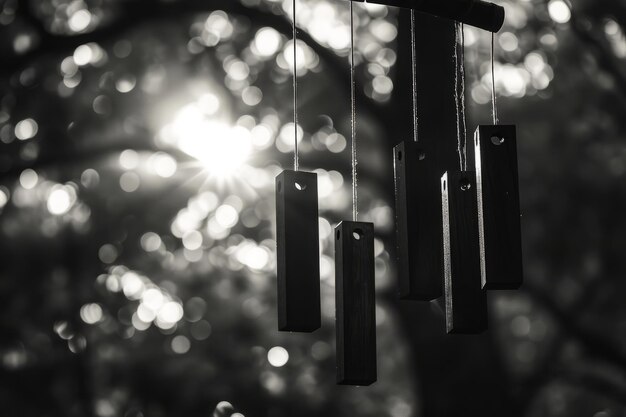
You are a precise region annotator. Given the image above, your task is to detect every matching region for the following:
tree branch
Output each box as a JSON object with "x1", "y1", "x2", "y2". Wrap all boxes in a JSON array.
[{"x1": 6, "y1": 0, "x2": 383, "y2": 118}]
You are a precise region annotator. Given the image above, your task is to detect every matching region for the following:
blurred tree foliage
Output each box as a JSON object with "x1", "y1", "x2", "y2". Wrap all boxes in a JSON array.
[{"x1": 0, "y1": 1, "x2": 626, "y2": 417}]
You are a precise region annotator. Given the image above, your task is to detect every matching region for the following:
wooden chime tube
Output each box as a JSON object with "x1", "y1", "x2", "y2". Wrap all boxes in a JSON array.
[
  {"x1": 393, "y1": 141, "x2": 443, "y2": 300},
  {"x1": 474, "y1": 125, "x2": 523, "y2": 290},
  {"x1": 441, "y1": 171, "x2": 487, "y2": 334},
  {"x1": 335, "y1": 221, "x2": 377, "y2": 385},
  {"x1": 275, "y1": 170, "x2": 321, "y2": 332},
  {"x1": 348, "y1": 0, "x2": 505, "y2": 33}
]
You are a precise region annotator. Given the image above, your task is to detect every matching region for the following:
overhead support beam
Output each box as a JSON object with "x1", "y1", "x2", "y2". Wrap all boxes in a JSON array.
[{"x1": 347, "y1": 0, "x2": 505, "y2": 33}]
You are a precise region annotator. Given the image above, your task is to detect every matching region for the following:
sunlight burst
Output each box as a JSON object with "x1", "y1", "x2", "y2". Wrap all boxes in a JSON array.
[{"x1": 170, "y1": 104, "x2": 252, "y2": 178}]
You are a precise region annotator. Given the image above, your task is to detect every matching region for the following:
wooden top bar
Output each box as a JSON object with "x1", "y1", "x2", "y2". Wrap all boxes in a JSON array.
[{"x1": 348, "y1": 0, "x2": 505, "y2": 32}]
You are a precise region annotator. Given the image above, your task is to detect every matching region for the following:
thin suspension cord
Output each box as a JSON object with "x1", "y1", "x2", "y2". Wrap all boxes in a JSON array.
[
  {"x1": 292, "y1": 0, "x2": 299, "y2": 171},
  {"x1": 491, "y1": 32, "x2": 499, "y2": 125},
  {"x1": 410, "y1": 9, "x2": 418, "y2": 142},
  {"x1": 453, "y1": 23, "x2": 463, "y2": 171},
  {"x1": 460, "y1": 24, "x2": 467, "y2": 171},
  {"x1": 350, "y1": 3, "x2": 357, "y2": 222}
]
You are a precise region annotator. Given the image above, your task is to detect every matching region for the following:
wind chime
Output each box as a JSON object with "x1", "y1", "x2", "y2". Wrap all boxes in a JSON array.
[
  {"x1": 333, "y1": 2, "x2": 377, "y2": 385},
  {"x1": 439, "y1": 22, "x2": 488, "y2": 333},
  {"x1": 275, "y1": 0, "x2": 522, "y2": 386},
  {"x1": 275, "y1": 0, "x2": 321, "y2": 333},
  {"x1": 441, "y1": 22, "x2": 522, "y2": 334}
]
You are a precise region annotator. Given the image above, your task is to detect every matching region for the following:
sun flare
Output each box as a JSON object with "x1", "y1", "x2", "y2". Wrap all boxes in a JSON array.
[{"x1": 165, "y1": 101, "x2": 252, "y2": 178}]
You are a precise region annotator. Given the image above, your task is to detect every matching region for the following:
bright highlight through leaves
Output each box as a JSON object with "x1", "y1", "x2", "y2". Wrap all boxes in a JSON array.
[{"x1": 167, "y1": 103, "x2": 252, "y2": 178}]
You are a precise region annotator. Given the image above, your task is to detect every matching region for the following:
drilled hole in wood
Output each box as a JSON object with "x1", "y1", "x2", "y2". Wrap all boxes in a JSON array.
[
  {"x1": 460, "y1": 178, "x2": 472, "y2": 191},
  {"x1": 397, "y1": 150, "x2": 403, "y2": 161},
  {"x1": 277, "y1": 181, "x2": 282, "y2": 192},
  {"x1": 352, "y1": 229, "x2": 363, "y2": 241},
  {"x1": 336, "y1": 230, "x2": 341, "y2": 240},
  {"x1": 443, "y1": 180, "x2": 447, "y2": 191},
  {"x1": 294, "y1": 182, "x2": 307, "y2": 191},
  {"x1": 491, "y1": 134, "x2": 504, "y2": 146}
]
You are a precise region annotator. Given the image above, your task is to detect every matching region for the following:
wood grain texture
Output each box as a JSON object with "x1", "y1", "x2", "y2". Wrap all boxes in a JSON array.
[
  {"x1": 275, "y1": 170, "x2": 321, "y2": 332},
  {"x1": 393, "y1": 140, "x2": 443, "y2": 300},
  {"x1": 335, "y1": 221, "x2": 377, "y2": 386},
  {"x1": 441, "y1": 171, "x2": 488, "y2": 334},
  {"x1": 474, "y1": 125, "x2": 523, "y2": 290}
]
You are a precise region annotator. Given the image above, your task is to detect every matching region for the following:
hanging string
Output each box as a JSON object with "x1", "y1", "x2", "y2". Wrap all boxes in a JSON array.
[
  {"x1": 410, "y1": 9, "x2": 418, "y2": 142},
  {"x1": 292, "y1": 0, "x2": 299, "y2": 171},
  {"x1": 491, "y1": 32, "x2": 499, "y2": 125},
  {"x1": 349, "y1": 2, "x2": 358, "y2": 221},
  {"x1": 460, "y1": 24, "x2": 467, "y2": 171},
  {"x1": 453, "y1": 23, "x2": 463, "y2": 171}
]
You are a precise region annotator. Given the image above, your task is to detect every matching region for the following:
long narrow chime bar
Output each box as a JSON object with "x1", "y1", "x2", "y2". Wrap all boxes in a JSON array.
[
  {"x1": 474, "y1": 125, "x2": 523, "y2": 289},
  {"x1": 276, "y1": 170, "x2": 321, "y2": 332},
  {"x1": 335, "y1": 221, "x2": 377, "y2": 385},
  {"x1": 441, "y1": 171, "x2": 487, "y2": 334},
  {"x1": 394, "y1": 141, "x2": 442, "y2": 299},
  {"x1": 347, "y1": 0, "x2": 504, "y2": 32},
  {"x1": 391, "y1": 11, "x2": 458, "y2": 304}
]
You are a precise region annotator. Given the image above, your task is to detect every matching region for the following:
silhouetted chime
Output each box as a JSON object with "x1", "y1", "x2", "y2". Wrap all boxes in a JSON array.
[
  {"x1": 275, "y1": 0, "x2": 320, "y2": 332},
  {"x1": 393, "y1": 9, "x2": 442, "y2": 301},
  {"x1": 335, "y1": 3, "x2": 377, "y2": 385},
  {"x1": 472, "y1": 33, "x2": 523, "y2": 290},
  {"x1": 393, "y1": 16, "x2": 523, "y2": 334},
  {"x1": 441, "y1": 23, "x2": 487, "y2": 333},
  {"x1": 275, "y1": 0, "x2": 522, "y2": 386}
]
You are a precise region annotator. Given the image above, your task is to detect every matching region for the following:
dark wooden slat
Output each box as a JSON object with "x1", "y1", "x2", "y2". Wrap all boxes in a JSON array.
[
  {"x1": 348, "y1": 0, "x2": 505, "y2": 33},
  {"x1": 335, "y1": 221, "x2": 377, "y2": 386},
  {"x1": 275, "y1": 170, "x2": 321, "y2": 332},
  {"x1": 441, "y1": 171, "x2": 488, "y2": 334},
  {"x1": 474, "y1": 125, "x2": 523, "y2": 290},
  {"x1": 393, "y1": 140, "x2": 443, "y2": 300},
  {"x1": 401, "y1": 12, "x2": 458, "y2": 305}
]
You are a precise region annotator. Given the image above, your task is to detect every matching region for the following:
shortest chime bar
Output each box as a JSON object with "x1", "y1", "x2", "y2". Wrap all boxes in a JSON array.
[
  {"x1": 335, "y1": 221, "x2": 377, "y2": 385},
  {"x1": 393, "y1": 141, "x2": 443, "y2": 300},
  {"x1": 276, "y1": 170, "x2": 321, "y2": 332},
  {"x1": 441, "y1": 171, "x2": 487, "y2": 334},
  {"x1": 474, "y1": 125, "x2": 523, "y2": 290}
]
